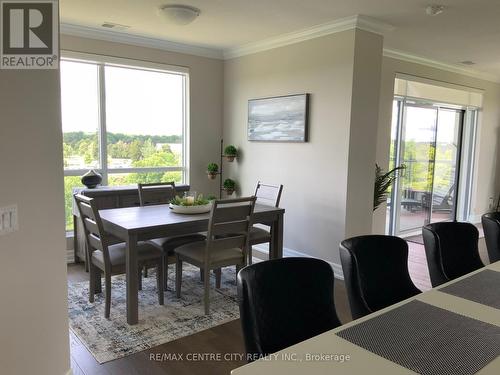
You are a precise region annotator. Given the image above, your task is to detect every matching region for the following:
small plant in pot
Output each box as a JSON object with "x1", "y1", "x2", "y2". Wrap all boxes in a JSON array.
[
  {"x1": 223, "y1": 145, "x2": 238, "y2": 162},
  {"x1": 207, "y1": 163, "x2": 219, "y2": 180},
  {"x1": 223, "y1": 178, "x2": 236, "y2": 195}
]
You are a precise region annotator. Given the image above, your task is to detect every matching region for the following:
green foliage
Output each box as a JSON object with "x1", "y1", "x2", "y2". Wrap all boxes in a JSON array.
[
  {"x1": 207, "y1": 163, "x2": 219, "y2": 173},
  {"x1": 223, "y1": 178, "x2": 236, "y2": 190},
  {"x1": 170, "y1": 194, "x2": 211, "y2": 206},
  {"x1": 223, "y1": 145, "x2": 237, "y2": 156},
  {"x1": 374, "y1": 164, "x2": 406, "y2": 211}
]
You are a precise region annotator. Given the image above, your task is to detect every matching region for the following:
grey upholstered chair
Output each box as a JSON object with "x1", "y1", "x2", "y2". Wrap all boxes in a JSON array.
[
  {"x1": 248, "y1": 182, "x2": 283, "y2": 263},
  {"x1": 137, "y1": 182, "x2": 206, "y2": 288},
  {"x1": 74, "y1": 194, "x2": 164, "y2": 318},
  {"x1": 175, "y1": 196, "x2": 256, "y2": 314}
]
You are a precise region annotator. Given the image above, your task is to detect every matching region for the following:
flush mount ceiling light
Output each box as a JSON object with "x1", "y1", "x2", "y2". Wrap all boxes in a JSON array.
[
  {"x1": 426, "y1": 5, "x2": 445, "y2": 16},
  {"x1": 159, "y1": 4, "x2": 201, "y2": 25}
]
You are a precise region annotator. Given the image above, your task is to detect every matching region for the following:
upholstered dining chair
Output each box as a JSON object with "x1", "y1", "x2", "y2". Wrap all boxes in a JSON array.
[
  {"x1": 482, "y1": 212, "x2": 500, "y2": 263},
  {"x1": 137, "y1": 182, "x2": 206, "y2": 288},
  {"x1": 74, "y1": 194, "x2": 164, "y2": 318},
  {"x1": 237, "y1": 257, "x2": 341, "y2": 361},
  {"x1": 248, "y1": 181, "x2": 283, "y2": 263},
  {"x1": 340, "y1": 235, "x2": 421, "y2": 320},
  {"x1": 175, "y1": 196, "x2": 256, "y2": 314},
  {"x1": 422, "y1": 222, "x2": 484, "y2": 287}
]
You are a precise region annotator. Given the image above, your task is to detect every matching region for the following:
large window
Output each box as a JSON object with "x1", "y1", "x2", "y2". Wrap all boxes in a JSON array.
[{"x1": 61, "y1": 54, "x2": 188, "y2": 230}]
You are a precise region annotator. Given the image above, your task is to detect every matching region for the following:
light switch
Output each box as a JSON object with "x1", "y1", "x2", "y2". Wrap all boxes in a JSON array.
[{"x1": 0, "y1": 205, "x2": 18, "y2": 235}]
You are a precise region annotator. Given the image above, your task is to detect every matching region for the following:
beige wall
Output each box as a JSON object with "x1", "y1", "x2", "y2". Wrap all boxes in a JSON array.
[
  {"x1": 223, "y1": 29, "x2": 383, "y2": 266},
  {"x1": 61, "y1": 35, "x2": 224, "y2": 197},
  {"x1": 373, "y1": 57, "x2": 500, "y2": 233},
  {"x1": 0, "y1": 69, "x2": 70, "y2": 374}
]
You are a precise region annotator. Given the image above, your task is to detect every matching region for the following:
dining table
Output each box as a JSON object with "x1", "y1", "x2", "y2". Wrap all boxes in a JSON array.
[
  {"x1": 99, "y1": 203, "x2": 285, "y2": 325},
  {"x1": 231, "y1": 260, "x2": 500, "y2": 375}
]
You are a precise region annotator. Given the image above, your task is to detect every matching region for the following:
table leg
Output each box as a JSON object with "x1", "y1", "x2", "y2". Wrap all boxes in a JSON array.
[
  {"x1": 126, "y1": 233, "x2": 139, "y2": 325},
  {"x1": 270, "y1": 213, "x2": 284, "y2": 259}
]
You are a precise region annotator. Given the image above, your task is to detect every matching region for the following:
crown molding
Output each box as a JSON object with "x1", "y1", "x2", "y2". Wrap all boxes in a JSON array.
[
  {"x1": 223, "y1": 15, "x2": 394, "y2": 59},
  {"x1": 383, "y1": 48, "x2": 500, "y2": 84},
  {"x1": 60, "y1": 23, "x2": 224, "y2": 60}
]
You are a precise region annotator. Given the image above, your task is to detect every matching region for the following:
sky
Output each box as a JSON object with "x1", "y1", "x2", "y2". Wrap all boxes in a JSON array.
[{"x1": 60, "y1": 60, "x2": 184, "y2": 136}]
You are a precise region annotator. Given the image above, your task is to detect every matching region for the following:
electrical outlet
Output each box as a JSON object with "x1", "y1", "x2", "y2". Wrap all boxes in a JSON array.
[{"x1": 0, "y1": 205, "x2": 18, "y2": 235}]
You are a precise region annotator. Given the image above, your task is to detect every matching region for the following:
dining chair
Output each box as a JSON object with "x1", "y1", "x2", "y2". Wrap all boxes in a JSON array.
[
  {"x1": 482, "y1": 212, "x2": 500, "y2": 263},
  {"x1": 74, "y1": 194, "x2": 164, "y2": 318},
  {"x1": 137, "y1": 182, "x2": 206, "y2": 288},
  {"x1": 422, "y1": 221, "x2": 484, "y2": 287},
  {"x1": 175, "y1": 196, "x2": 256, "y2": 314},
  {"x1": 237, "y1": 257, "x2": 341, "y2": 361},
  {"x1": 248, "y1": 181, "x2": 283, "y2": 263},
  {"x1": 340, "y1": 235, "x2": 421, "y2": 320}
]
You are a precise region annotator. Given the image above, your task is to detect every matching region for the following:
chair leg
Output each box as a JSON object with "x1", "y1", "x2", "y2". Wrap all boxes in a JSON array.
[
  {"x1": 204, "y1": 267, "x2": 210, "y2": 315},
  {"x1": 138, "y1": 268, "x2": 143, "y2": 291},
  {"x1": 200, "y1": 269, "x2": 204, "y2": 282},
  {"x1": 104, "y1": 274, "x2": 111, "y2": 319},
  {"x1": 248, "y1": 245, "x2": 253, "y2": 265},
  {"x1": 175, "y1": 256, "x2": 182, "y2": 298},
  {"x1": 143, "y1": 266, "x2": 148, "y2": 278},
  {"x1": 157, "y1": 261, "x2": 164, "y2": 306},
  {"x1": 88, "y1": 264, "x2": 95, "y2": 303},
  {"x1": 94, "y1": 268, "x2": 102, "y2": 294},
  {"x1": 215, "y1": 268, "x2": 222, "y2": 289},
  {"x1": 163, "y1": 255, "x2": 169, "y2": 290}
]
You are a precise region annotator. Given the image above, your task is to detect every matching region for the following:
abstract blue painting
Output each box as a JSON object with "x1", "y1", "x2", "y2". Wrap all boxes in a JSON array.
[{"x1": 248, "y1": 94, "x2": 309, "y2": 142}]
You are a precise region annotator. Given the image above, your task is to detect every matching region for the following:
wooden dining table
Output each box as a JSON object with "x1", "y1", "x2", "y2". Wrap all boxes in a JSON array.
[
  {"x1": 231, "y1": 261, "x2": 500, "y2": 375},
  {"x1": 99, "y1": 203, "x2": 285, "y2": 325}
]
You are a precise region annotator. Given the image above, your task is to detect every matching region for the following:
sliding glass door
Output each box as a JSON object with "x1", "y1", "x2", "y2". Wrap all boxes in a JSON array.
[{"x1": 389, "y1": 99, "x2": 466, "y2": 236}]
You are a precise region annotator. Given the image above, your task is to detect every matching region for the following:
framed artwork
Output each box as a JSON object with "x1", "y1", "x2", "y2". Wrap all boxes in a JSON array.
[{"x1": 247, "y1": 93, "x2": 309, "y2": 142}]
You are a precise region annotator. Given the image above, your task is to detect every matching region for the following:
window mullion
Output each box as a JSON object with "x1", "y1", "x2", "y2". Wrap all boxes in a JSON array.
[{"x1": 98, "y1": 63, "x2": 108, "y2": 185}]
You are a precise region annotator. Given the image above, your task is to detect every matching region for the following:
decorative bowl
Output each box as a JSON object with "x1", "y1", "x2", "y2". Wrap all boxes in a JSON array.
[{"x1": 169, "y1": 203, "x2": 212, "y2": 214}]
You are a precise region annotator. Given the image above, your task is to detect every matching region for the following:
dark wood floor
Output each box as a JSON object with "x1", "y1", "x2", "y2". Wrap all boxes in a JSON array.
[{"x1": 69, "y1": 241, "x2": 489, "y2": 375}]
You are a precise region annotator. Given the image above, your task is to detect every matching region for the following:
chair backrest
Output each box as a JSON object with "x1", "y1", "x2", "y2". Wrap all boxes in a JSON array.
[
  {"x1": 481, "y1": 212, "x2": 500, "y2": 263},
  {"x1": 138, "y1": 181, "x2": 176, "y2": 206},
  {"x1": 254, "y1": 181, "x2": 283, "y2": 207},
  {"x1": 422, "y1": 222, "x2": 483, "y2": 287},
  {"x1": 340, "y1": 235, "x2": 421, "y2": 320},
  {"x1": 74, "y1": 194, "x2": 111, "y2": 269},
  {"x1": 205, "y1": 197, "x2": 256, "y2": 265},
  {"x1": 237, "y1": 257, "x2": 341, "y2": 361}
]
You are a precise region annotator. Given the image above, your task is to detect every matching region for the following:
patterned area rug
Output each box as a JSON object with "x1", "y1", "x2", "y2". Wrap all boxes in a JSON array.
[{"x1": 68, "y1": 264, "x2": 241, "y2": 364}]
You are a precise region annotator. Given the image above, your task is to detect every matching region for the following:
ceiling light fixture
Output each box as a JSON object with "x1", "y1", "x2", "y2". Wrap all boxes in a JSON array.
[
  {"x1": 426, "y1": 5, "x2": 445, "y2": 16},
  {"x1": 159, "y1": 4, "x2": 200, "y2": 25},
  {"x1": 460, "y1": 61, "x2": 476, "y2": 66}
]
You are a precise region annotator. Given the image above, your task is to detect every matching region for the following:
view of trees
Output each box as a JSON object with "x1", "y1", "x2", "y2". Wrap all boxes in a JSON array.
[
  {"x1": 388, "y1": 139, "x2": 457, "y2": 202},
  {"x1": 63, "y1": 132, "x2": 182, "y2": 230}
]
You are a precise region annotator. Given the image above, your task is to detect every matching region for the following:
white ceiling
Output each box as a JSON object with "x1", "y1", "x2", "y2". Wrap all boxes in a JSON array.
[{"x1": 60, "y1": 0, "x2": 500, "y2": 80}]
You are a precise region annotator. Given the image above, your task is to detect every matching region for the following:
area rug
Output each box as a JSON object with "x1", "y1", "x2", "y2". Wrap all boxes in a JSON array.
[{"x1": 68, "y1": 263, "x2": 242, "y2": 364}]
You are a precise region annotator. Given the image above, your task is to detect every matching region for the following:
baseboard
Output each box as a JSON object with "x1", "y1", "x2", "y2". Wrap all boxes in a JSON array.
[
  {"x1": 252, "y1": 244, "x2": 344, "y2": 280},
  {"x1": 67, "y1": 249, "x2": 74, "y2": 264}
]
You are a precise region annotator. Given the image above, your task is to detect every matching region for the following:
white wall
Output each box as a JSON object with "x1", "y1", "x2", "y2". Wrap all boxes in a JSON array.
[
  {"x1": 373, "y1": 57, "x2": 500, "y2": 233},
  {"x1": 0, "y1": 69, "x2": 70, "y2": 373},
  {"x1": 223, "y1": 29, "x2": 383, "y2": 265},
  {"x1": 61, "y1": 35, "x2": 224, "y2": 197}
]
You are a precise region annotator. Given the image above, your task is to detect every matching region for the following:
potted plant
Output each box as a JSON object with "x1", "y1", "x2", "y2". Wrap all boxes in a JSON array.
[
  {"x1": 169, "y1": 194, "x2": 213, "y2": 214},
  {"x1": 207, "y1": 163, "x2": 219, "y2": 180},
  {"x1": 373, "y1": 163, "x2": 406, "y2": 211},
  {"x1": 223, "y1": 145, "x2": 238, "y2": 162},
  {"x1": 223, "y1": 178, "x2": 236, "y2": 195}
]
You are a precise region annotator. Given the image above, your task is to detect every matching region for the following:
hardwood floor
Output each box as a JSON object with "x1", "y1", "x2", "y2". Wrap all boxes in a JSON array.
[{"x1": 70, "y1": 240, "x2": 483, "y2": 375}]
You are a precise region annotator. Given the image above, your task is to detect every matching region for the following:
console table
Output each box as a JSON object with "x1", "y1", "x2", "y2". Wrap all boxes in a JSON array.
[{"x1": 72, "y1": 184, "x2": 189, "y2": 267}]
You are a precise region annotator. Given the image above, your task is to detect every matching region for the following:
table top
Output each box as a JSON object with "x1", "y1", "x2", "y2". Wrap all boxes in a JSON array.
[
  {"x1": 99, "y1": 203, "x2": 284, "y2": 234},
  {"x1": 231, "y1": 261, "x2": 500, "y2": 375}
]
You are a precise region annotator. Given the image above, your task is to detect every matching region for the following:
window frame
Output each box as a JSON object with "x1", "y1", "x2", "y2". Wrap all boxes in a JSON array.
[{"x1": 61, "y1": 51, "x2": 190, "y2": 185}]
